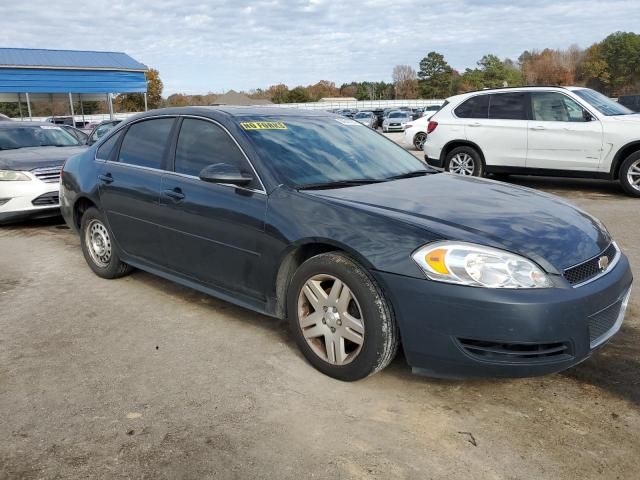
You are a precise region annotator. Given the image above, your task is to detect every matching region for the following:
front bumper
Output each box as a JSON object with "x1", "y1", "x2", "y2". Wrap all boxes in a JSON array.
[
  {"x1": 374, "y1": 254, "x2": 633, "y2": 378},
  {"x1": 0, "y1": 180, "x2": 61, "y2": 224}
]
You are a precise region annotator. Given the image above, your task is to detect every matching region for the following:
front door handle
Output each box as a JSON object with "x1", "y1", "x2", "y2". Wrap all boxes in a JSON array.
[
  {"x1": 468, "y1": 122, "x2": 482, "y2": 127},
  {"x1": 98, "y1": 173, "x2": 113, "y2": 184},
  {"x1": 530, "y1": 125, "x2": 546, "y2": 130},
  {"x1": 162, "y1": 188, "x2": 185, "y2": 201}
]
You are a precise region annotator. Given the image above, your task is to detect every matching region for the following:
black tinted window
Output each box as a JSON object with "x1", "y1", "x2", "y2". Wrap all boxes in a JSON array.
[
  {"x1": 118, "y1": 118, "x2": 174, "y2": 169},
  {"x1": 488, "y1": 93, "x2": 527, "y2": 120},
  {"x1": 96, "y1": 130, "x2": 122, "y2": 160},
  {"x1": 174, "y1": 118, "x2": 249, "y2": 178},
  {"x1": 455, "y1": 95, "x2": 489, "y2": 118}
]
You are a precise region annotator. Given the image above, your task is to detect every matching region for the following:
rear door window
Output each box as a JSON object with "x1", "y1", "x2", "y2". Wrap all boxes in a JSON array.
[
  {"x1": 118, "y1": 118, "x2": 174, "y2": 169},
  {"x1": 454, "y1": 95, "x2": 489, "y2": 118},
  {"x1": 488, "y1": 93, "x2": 527, "y2": 120}
]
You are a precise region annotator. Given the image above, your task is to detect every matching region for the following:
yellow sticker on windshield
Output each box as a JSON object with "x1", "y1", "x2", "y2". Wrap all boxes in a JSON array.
[{"x1": 240, "y1": 121, "x2": 287, "y2": 130}]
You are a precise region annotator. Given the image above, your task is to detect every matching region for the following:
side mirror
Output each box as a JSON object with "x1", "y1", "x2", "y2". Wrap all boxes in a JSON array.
[
  {"x1": 199, "y1": 163, "x2": 253, "y2": 186},
  {"x1": 583, "y1": 110, "x2": 595, "y2": 122}
]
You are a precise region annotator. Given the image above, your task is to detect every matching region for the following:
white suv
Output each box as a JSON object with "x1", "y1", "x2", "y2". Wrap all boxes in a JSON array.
[{"x1": 421, "y1": 86, "x2": 640, "y2": 197}]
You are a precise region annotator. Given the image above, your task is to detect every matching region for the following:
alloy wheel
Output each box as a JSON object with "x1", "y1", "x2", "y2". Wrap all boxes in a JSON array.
[
  {"x1": 449, "y1": 153, "x2": 475, "y2": 175},
  {"x1": 85, "y1": 219, "x2": 112, "y2": 267},
  {"x1": 414, "y1": 132, "x2": 427, "y2": 150},
  {"x1": 627, "y1": 159, "x2": 640, "y2": 192},
  {"x1": 297, "y1": 274, "x2": 365, "y2": 366}
]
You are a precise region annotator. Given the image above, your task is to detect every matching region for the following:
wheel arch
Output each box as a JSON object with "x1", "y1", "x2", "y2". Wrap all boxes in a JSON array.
[
  {"x1": 610, "y1": 141, "x2": 640, "y2": 179},
  {"x1": 440, "y1": 140, "x2": 486, "y2": 166},
  {"x1": 273, "y1": 239, "x2": 375, "y2": 319},
  {"x1": 73, "y1": 196, "x2": 98, "y2": 230}
]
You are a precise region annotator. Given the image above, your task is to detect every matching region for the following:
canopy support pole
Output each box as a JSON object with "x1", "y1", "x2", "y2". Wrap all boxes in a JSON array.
[
  {"x1": 25, "y1": 93, "x2": 32, "y2": 121},
  {"x1": 107, "y1": 93, "x2": 114, "y2": 120},
  {"x1": 69, "y1": 93, "x2": 75, "y2": 127},
  {"x1": 80, "y1": 95, "x2": 85, "y2": 127},
  {"x1": 144, "y1": 92, "x2": 148, "y2": 111},
  {"x1": 17, "y1": 93, "x2": 24, "y2": 120}
]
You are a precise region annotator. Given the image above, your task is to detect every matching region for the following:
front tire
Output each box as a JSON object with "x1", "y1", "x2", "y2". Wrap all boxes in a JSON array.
[
  {"x1": 619, "y1": 152, "x2": 640, "y2": 197},
  {"x1": 80, "y1": 207, "x2": 132, "y2": 279},
  {"x1": 445, "y1": 146, "x2": 484, "y2": 177},
  {"x1": 287, "y1": 252, "x2": 399, "y2": 381}
]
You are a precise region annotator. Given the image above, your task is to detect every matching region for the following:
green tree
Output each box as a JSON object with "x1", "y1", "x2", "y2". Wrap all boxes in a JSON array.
[
  {"x1": 417, "y1": 51, "x2": 454, "y2": 98},
  {"x1": 577, "y1": 43, "x2": 610, "y2": 92},
  {"x1": 286, "y1": 86, "x2": 311, "y2": 103},
  {"x1": 599, "y1": 31, "x2": 640, "y2": 95},
  {"x1": 114, "y1": 68, "x2": 163, "y2": 111},
  {"x1": 266, "y1": 84, "x2": 289, "y2": 103},
  {"x1": 460, "y1": 54, "x2": 523, "y2": 91}
]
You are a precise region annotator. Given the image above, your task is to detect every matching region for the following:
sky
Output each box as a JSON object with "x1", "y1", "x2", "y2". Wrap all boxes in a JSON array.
[{"x1": 1, "y1": 0, "x2": 639, "y2": 95}]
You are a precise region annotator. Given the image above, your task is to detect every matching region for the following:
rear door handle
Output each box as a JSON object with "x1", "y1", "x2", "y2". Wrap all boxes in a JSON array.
[
  {"x1": 468, "y1": 122, "x2": 482, "y2": 127},
  {"x1": 530, "y1": 125, "x2": 546, "y2": 130},
  {"x1": 98, "y1": 173, "x2": 113, "y2": 184},
  {"x1": 162, "y1": 188, "x2": 185, "y2": 201}
]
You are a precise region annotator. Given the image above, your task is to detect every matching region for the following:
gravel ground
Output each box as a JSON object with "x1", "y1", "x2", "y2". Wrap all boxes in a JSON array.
[{"x1": 1, "y1": 134, "x2": 638, "y2": 479}]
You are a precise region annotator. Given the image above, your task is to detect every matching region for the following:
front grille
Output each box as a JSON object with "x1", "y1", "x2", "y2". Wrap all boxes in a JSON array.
[
  {"x1": 564, "y1": 243, "x2": 617, "y2": 286},
  {"x1": 458, "y1": 338, "x2": 571, "y2": 363},
  {"x1": 588, "y1": 299, "x2": 623, "y2": 347},
  {"x1": 31, "y1": 166, "x2": 62, "y2": 183},
  {"x1": 31, "y1": 191, "x2": 59, "y2": 206}
]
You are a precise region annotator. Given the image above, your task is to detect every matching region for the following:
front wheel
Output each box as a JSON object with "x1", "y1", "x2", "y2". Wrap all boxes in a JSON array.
[
  {"x1": 413, "y1": 132, "x2": 428, "y2": 150},
  {"x1": 287, "y1": 252, "x2": 399, "y2": 381},
  {"x1": 80, "y1": 207, "x2": 132, "y2": 279},
  {"x1": 445, "y1": 146, "x2": 484, "y2": 177},
  {"x1": 619, "y1": 152, "x2": 640, "y2": 197}
]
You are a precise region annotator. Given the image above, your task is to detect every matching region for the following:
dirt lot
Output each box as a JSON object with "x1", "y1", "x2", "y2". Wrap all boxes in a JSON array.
[{"x1": 1, "y1": 135, "x2": 639, "y2": 479}]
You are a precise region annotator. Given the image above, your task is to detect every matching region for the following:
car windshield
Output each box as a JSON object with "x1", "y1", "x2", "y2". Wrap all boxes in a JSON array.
[
  {"x1": 354, "y1": 113, "x2": 370, "y2": 119},
  {"x1": 238, "y1": 116, "x2": 427, "y2": 187},
  {"x1": 0, "y1": 126, "x2": 80, "y2": 150},
  {"x1": 389, "y1": 112, "x2": 406, "y2": 119},
  {"x1": 573, "y1": 88, "x2": 634, "y2": 116}
]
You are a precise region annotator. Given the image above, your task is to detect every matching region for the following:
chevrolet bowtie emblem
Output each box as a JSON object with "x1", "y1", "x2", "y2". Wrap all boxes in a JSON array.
[{"x1": 598, "y1": 256, "x2": 610, "y2": 271}]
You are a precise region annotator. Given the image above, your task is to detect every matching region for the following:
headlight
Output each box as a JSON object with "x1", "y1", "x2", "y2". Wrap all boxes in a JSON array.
[
  {"x1": 412, "y1": 241, "x2": 553, "y2": 289},
  {"x1": 0, "y1": 170, "x2": 31, "y2": 181}
]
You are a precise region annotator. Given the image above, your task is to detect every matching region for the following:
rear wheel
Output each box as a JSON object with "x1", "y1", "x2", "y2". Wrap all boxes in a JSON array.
[
  {"x1": 445, "y1": 146, "x2": 484, "y2": 177},
  {"x1": 287, "y1": 252, "x2": 399, "y2": 381},
  {"x1": 413, "y1": 132, "x2": 428, "y2": 150},
  {"x1": 80, "y1": 207, "x2": 132, "y2": 279},
  {"x1": 619, "y1": 152, "x2": 640, "y2": 197}
]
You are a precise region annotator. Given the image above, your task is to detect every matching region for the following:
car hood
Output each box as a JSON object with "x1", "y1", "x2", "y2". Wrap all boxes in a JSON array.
[
  {"x1": 607, "y1": 113, "x2": 640, "y2": 123},
  {"x1": 0, "y1": 145, "x2": 88, "y2": 170},
  {"x1": 307, "y1": 174, "x2": 611, "y2": 272}
]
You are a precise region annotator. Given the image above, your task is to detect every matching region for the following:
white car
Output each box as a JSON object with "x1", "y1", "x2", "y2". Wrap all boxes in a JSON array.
[
  {"x1": 422, "y1": 86, "x2": 640, "y2": 197},
  {"x1": 382, "y1": 111, "x2": 411, "y2": 132},
  {"x1": 0, "y1": 123, "x2": 87, "y2": 223},
  {"x1": 404, "y1": 111, "x2": 440, "y2": 150}
]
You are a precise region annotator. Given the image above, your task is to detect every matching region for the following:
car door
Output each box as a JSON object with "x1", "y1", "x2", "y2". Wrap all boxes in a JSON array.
[
  {"x1": 159, "y1": 117, "x2": 267, "y2": 297},
  {"x1": 97, "y1": 117, "x2": 176, "y2": 265},
  {"x1": 460, "y1": 92, "x2": 528, "y2": 167},
  {"x1": 527, "y1": 91, "x2": 603, "y2": 171}
]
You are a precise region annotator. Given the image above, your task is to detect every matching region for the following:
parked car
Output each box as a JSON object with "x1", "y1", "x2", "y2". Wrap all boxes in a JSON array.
[
  {"x1": 422, "y1": 104, "x2": 442, "y2": 118},
  {"x1": 403, "y1": 115, "x2": 437, "y2": 150},
  {"x1": 423, "y1": 86, "x2": 640, "y2": 197},
  {"x1": 618, "y1": 94, "x2": 640, "y2": 112},
  {"x1": 371, "y1": 109, "x2": 385, "y2": 127},
  {"x1": 353, "y1": 111, "x2": 377, "y2": 128},
  {"x1": 61, "y1": 125, "x2": 90, "y2": 144},
  {"x1": 335, "y1": 109, "x2": 355, "y2": 118},
  {"x1": 382, "y1": 111, "x2": 411, "y2": 132},
  {"x1": 60, "y1": 107, "x2": 632, "y2": 381},
  {"x1": 0, "y1": 122, "x2": 87, "y2": 223},
  {"x1": 87, "y1": 120, "x2": 121, "y2": 146}
]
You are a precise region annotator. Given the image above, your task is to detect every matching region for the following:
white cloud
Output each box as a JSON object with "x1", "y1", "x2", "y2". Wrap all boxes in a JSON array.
[{"x1": 0, "y1": 0, "x2": 638, "y2": 94}]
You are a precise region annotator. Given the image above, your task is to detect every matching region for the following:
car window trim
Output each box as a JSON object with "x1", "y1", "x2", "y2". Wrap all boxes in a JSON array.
[
  {"x1": 97, "y1": 114, "x2": 266, "y2": 195},
  {"x1": 169, "y1": 114, "x2": 266, "y2": 195},
  {"x1": 530, "y1": 91, "x2": 600, "y2": 123}
]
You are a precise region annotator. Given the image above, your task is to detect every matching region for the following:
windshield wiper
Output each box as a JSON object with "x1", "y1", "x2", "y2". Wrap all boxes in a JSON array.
[
  {"x1": 297, "y1": 178, "x2": 386, "y2": 190},
  {"x1": 386, "y1": 169, "x2": 433, "y2": 180}
]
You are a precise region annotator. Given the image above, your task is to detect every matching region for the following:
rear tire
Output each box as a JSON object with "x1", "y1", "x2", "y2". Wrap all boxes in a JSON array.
[
  {"x1": 287, "y1": 252, "x2": 399, "y2": 381},
  {"x1": 619, "y1": 151, "x2": 640, "y2": 197},
  {"x1": 445, "y1": 146, "x2": 484, "y2": 177},
  {"x1": 413, "y1": 132, "x2": 428, "y2": 150},
  {"x1": 80, "y1": 207, "x2": 132, "y2": 279}
]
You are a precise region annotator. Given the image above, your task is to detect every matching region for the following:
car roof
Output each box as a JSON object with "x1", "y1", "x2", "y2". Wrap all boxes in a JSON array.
[
  {"x1": 0, "y1": 121, "x2": 59, "y2": 129},
  {"x1": 129, "y1": 106, "x2": 342, "y2": 121}
]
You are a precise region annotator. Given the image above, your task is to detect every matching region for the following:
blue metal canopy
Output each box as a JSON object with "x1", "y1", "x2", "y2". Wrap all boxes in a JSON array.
[{"x1": 0, "y1": 48, "x2": 147, "y2": 94}]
